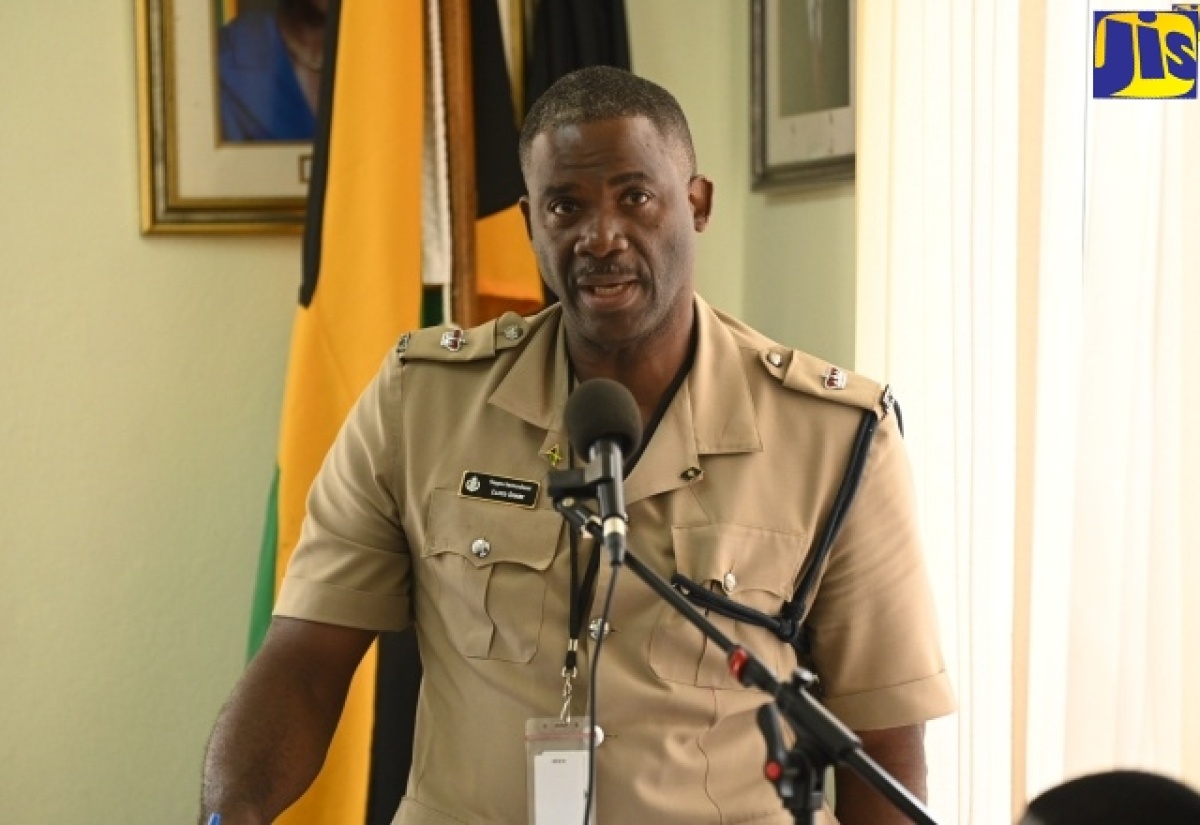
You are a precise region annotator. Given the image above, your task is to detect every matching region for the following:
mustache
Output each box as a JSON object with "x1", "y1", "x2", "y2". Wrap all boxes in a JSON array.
[{"x1": 573, "y1": 263, "x2": 639, "y2": 279}]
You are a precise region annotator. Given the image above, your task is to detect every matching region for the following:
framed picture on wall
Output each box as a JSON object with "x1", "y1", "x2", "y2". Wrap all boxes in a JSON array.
[
  {"x1": 136, "y1": 0, "x2": 321, "y2": 233},
  {"x1": 751, "y1": 0, "x2": 856, "y2": 190}
]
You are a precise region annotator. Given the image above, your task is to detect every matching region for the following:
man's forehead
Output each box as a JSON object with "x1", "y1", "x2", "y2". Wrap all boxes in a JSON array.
[
  {"x1": 525, "y1": 118, "x2": 691, "y2": 180},
  {"x1": 530, "y1": 115, "x2": 658, "y2": 149}
]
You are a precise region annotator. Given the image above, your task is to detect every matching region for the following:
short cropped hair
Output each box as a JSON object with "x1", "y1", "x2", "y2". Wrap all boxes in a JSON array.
[
  {"x1": 1020, "y1": 770, "x2": 1200, "y2": 825},
  {"x1": 518, "y1": 66, "x2": 697, "y2": 176}
]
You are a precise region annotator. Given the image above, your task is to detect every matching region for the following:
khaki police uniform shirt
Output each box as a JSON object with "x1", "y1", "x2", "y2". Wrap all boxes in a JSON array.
[{"x1": 275, "y1": 296, "x2": 956, "y2": 825}]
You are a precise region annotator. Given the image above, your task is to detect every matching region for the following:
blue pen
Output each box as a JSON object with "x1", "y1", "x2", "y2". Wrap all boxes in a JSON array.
[{"x1": 207, "y1": 815, "x2": 222, "y2": 825}]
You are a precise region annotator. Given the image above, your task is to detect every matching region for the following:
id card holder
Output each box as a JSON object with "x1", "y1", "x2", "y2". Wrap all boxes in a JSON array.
[{"x1": 524, "y1": 717, "x2": 597, "y2": 825}]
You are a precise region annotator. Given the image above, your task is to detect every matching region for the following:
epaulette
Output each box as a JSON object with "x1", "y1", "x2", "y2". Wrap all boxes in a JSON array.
[
  {"x1": 759, "y1": 347, "x2": 896, "y2": 420},
  {"x1": 394, "y1": 311, "x2": 531, "y2": 364}
]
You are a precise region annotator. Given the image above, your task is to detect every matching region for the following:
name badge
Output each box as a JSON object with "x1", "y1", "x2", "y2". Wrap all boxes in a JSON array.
[
  {"x1": 525, "y1": 717, "x2": 599, "y2": 825},
  {"x1": 459, "y1": 471, "x2": 540, "y2": 509}
]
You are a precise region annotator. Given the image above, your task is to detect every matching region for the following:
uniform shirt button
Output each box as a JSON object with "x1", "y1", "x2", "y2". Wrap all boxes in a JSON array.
[
  {"x1": 471, "y1": 538, "x2": 491, "y2": 558},
  {"x1": 722, "y1": 572, "x2": 738, "y2": 594},
  {"x1": 588, "y1": 618, "x2": 612, "y2": 641},
  {"x1": 768, "y1": 351, "x2": 784, "y2": 368}
]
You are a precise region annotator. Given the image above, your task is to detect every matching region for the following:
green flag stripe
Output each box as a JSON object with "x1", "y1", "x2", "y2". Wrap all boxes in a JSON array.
[
  {"x1": 250, "y1": 286, "x2": 440, "y2": 665},
  {"x1": 248, "y1": 466, "x2": 279, "y2": 660}
]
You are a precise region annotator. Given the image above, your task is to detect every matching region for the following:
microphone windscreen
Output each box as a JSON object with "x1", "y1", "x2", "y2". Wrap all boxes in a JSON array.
[{"x1": 564, "y1": 378, "x2": 643, "y2": 457}]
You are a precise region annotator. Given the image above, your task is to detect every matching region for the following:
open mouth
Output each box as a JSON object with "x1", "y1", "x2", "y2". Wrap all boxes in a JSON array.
[
  {"x1": 578, "y1": 280, "x2": 639, "y2": 309},
  {"x1": 586, "y1": 283, "x2": 631, "y2": 297}
]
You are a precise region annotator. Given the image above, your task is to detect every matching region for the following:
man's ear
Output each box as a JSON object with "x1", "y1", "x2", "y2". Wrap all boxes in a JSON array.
[
  {"x1": 519, "y1": 197, "x2": 533, "y2": 239},
  {"x1": 688, "y1": 175, "x2": 714, "y2": 232}
]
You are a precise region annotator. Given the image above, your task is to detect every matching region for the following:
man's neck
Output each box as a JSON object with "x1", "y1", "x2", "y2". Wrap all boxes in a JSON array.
[{"x1": 567, "y1": 313, "x2": 696, "y2": 427}]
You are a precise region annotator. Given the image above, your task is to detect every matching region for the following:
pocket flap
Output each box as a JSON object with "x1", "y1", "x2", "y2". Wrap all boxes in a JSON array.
[
  {"x1": 424, "y1": 488, "x2": 563, "y2": 570},
  {"x1": 671, "y1": 523, "x2": 806, "y2": 600}
]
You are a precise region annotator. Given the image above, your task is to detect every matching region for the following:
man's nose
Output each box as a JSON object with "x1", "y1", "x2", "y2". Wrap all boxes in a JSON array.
[{"x1": 574, "y1": 210, "x2": 629, "y2": 258}]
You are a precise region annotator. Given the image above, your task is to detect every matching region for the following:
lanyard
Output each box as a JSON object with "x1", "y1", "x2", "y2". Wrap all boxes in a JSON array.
[
  {"x1": 557, "y1": 330, "x2": 697, "y2": 719},
  {"x1": 561, "y1": 513, "x2": 602, "y2": 720},
  {"x1": 559, "y1": 369, "x2": 601, "y2": 720}
]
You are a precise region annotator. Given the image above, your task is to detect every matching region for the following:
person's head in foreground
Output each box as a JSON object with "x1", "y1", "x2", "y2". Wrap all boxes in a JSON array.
[{"x1": 1019, "y1": 770, "x2": 1200, "y2": 825}]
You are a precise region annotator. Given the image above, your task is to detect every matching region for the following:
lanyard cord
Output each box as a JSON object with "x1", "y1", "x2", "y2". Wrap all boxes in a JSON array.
[
  {"x1": 561, "y1": 320, "x2": 697, "y2": 680},
  {"x1": 559, "y1": 442, "x2": 602, "y2": 725},
  {"x1": 564, "y1": 524, "x2": 603, "y2": 677}
]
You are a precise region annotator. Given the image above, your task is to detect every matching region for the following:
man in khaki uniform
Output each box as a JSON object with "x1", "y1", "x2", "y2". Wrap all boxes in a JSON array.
[{"x1": 200, "y1": 67, "x2": 954, "y2": 825}]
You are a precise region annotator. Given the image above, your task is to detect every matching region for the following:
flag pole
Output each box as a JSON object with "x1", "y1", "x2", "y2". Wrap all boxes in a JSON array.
[{"x1": 440, "y1": 0, "x2": 478, "y2": 328}]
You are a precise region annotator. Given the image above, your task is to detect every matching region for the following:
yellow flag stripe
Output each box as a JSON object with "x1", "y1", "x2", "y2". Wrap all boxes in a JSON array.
[
  {"x1": 273, "y1": 1, "x2": 425, "y2": 822},
  {"x1": 474, "y1": 204, "x2": 542, "y2": 303}
]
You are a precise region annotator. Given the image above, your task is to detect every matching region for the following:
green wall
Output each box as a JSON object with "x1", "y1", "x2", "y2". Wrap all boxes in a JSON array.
[{"x1": 631, "y1": 2, "x2": 856, "y2": 366}]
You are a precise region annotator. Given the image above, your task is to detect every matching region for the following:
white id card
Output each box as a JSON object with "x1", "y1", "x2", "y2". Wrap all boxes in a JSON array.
[{"x1": 524, "y1": 717, "x2": 597, "y2": 825}]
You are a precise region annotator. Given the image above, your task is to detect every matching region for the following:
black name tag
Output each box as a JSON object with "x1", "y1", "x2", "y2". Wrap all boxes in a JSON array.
[{"x1": 459, "y1": 472, "x2": 540, "y2": 509}]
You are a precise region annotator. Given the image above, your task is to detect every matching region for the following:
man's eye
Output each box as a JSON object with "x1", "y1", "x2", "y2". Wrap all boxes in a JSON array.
[
  {"x1": 549, "y1": 200, "x2": 578, "y2": 216},
  {"x1": 624, "y1": 190, "x2": 652, "y2": 206}
]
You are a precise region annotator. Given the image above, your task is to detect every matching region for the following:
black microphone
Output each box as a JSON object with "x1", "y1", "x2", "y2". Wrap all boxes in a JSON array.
[{"x1": 563, "y1": 378, "x2": 643, "y2": 565}]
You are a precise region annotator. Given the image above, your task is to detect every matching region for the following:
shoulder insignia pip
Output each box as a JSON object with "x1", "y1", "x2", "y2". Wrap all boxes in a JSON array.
[
  {"x1": 395, "y1": 311, "x2": 531, "y2": 364},
  {"x1": 760, "y1": 347, "x2": 893, "y2": 418}
]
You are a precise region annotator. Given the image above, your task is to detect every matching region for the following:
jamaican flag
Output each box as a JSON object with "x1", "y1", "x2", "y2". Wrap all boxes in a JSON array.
[{"x1": 249, "y1": 0, "x2": 625, "y2": 821}]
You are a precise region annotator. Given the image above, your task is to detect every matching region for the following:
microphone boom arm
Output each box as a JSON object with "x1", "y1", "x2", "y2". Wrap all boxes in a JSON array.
[{"x1": 550, "y1": 496, "x2": 941, "y2": 825}]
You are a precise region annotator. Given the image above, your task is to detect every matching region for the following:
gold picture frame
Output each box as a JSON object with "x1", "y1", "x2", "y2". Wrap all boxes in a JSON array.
[
  {"x1": 136, "y1": 0, "x2": 311, "y2": 234},
  {"x1": 751, "y1": 0, "x2": 856, "y2": 190}
]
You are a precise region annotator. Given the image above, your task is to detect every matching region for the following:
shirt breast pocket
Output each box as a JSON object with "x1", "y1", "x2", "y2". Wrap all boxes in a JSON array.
[
  {"x1": 421, "y1": 489, "x2": 564, "y2": 663},
  {"x1": 649, "y1": 523, "x2": 807, "y2": 689}
]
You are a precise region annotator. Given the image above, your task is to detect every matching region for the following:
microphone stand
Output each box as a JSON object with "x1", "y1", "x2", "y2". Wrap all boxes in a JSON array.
[{"x1": 548, "y1": 495, "x2": 941, "y2": 825}]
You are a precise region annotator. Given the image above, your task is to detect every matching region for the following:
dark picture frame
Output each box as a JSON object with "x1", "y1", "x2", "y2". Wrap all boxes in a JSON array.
[{"x1": 751, "y1": 0, "x2": 856, "y2": 190}]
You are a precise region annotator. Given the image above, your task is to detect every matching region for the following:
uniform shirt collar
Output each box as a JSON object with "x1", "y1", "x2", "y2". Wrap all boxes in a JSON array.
[
  {"x1": 688, "y1": 295, "x2": 764, "y2": 455},
  {"x1": 487, "y1": 296, "x2": 763, "y2": 462},
  {"x1": 487, "y1": 304, "x2": 569, "y2": 432}
]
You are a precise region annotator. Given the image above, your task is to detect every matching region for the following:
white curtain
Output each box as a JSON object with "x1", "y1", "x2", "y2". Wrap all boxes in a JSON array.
[
  {"x1": 1024, "y1": 0, "x2": 1191, "y2": 799},
  {"x1": 857, "y1": 1, "x2": 1017, "y2": 820},
  {"x1": 856, "y1": 1, "x2": 1197, "y2": 822}
]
